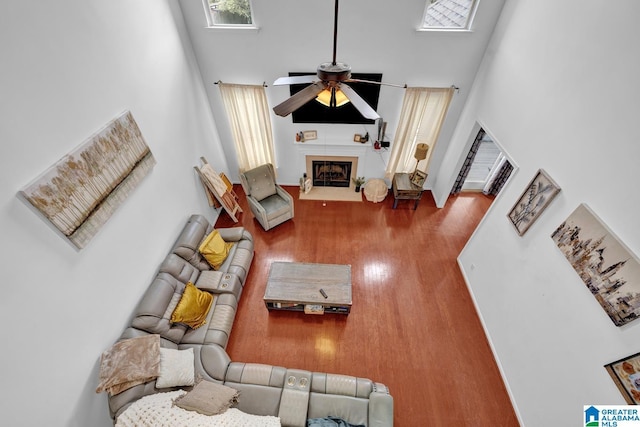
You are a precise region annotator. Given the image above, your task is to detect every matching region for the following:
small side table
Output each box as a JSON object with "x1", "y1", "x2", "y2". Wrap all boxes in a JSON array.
[{"x1": 392, "y1": 173, "x2": 423, "y2": 210}]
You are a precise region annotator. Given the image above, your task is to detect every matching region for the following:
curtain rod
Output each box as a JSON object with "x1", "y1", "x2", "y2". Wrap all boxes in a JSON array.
[
  {"x1": 213, "y1": 80, "x2": 455, "y2": 91},
  {"x1": 404, "y1": 84, "x2": 459, "y2": 92},
  {"x1": 214, "y1": 80, "x2": 268, "y2": 87}
]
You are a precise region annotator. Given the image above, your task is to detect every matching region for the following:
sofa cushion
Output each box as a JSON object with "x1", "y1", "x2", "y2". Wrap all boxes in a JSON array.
[
  {"x1": 307, "y1": 374, "x2": 373, "y2": 427},
  {"x1": 171, "y1": 282, "x2": 213, "y2": 329},
  {"x1": 243, "y1": 165, "x2": 277, "y2": 201},
  {"x1": 199, "y1": 230, "x2": 234, "y2": 270},
  {"x1": 156, "y1": 347, "x2": 195, "y2": 388},
  {"x1": 307, "y1": 394, "x2": 369, "y2": 427},
  {"x1": 170, "y1": 214, "x2": 211, "y2": 270},
  {"x1": 181, "y1": 293, "x2": 238, "y2": 349},
  {"x1": 159, "y1": 253, "x2": 200, "y2": 284},
  {"x1": 174, "y1": 379, "x2": 239, "y2": 416},
  {"x1": 223, "y1": 362, "x2": 287, "y2": 417},
  {"x1": 260, "y1": 194, "x2": 293, "y2": 219},
  {"x1": 130, "y1": 273, "x2": 188, "y2": 344}
]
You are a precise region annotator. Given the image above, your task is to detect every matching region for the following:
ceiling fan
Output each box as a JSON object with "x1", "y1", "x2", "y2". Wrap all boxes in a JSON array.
[{"x1": 272, "y1": 0, "x2": 405, "y2": 120}]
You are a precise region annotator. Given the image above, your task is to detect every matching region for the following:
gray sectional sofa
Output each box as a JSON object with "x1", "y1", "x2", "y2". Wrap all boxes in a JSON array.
[{"x1": 107, "y1": 214, "x2": 394, "y2": 426}]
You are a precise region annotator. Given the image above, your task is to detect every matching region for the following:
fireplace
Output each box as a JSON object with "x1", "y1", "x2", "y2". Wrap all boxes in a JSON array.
[
  {"x1": 305, "y1": 155, "x2": 359, "y2": 190},
  {"x1": 312, "y1": 160, "x2": 352, "y2": 187}
]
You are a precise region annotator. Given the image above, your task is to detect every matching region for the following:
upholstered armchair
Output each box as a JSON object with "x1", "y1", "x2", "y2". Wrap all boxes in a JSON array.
[{"x1": 239, "y1": 163, "x2": 294, "y2": 231}]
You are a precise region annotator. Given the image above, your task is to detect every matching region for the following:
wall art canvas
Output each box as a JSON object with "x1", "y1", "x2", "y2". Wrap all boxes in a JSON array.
[
  {"x1": 605, "y1": 351, "x2": 640, "y2": 404},
  {"x1": 507, "y1": 169, "x2": 561, "y2": 236},
  {"x1": 20, "y1": 111, "x2": 155, "y2": 249},
  {"x1": 551, "y1": 204, "x2": 640, "y2": 327}
]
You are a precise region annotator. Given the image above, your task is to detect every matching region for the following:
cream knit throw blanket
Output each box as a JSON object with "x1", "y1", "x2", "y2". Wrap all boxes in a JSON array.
[{"x1": 116, "y1": 391, "x2": 282, "y2": 427}]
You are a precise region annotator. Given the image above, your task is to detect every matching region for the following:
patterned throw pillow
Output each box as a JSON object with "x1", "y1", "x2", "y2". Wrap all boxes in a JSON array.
[{"x1": 174, "y1": 379, "x2": 239, "y2": 416}]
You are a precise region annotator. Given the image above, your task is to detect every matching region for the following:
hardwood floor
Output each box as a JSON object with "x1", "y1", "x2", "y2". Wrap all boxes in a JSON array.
[{"x1": 215, "y1": 186, "x2": 519, "y2": 426}]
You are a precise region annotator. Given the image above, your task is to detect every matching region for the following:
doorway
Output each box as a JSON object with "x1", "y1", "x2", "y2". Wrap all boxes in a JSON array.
[
  {"x1": 450, "y1": 127, "x2": 513, "y2": 196},
  {"x1": 462, "y1": 132, "x2": 502, "y2": 191}
]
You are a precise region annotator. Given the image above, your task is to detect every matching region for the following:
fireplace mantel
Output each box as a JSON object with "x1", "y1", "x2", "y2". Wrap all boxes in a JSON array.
[
  {"x1": 294, "y1": 140, "x2": 372, "y2": 148},
  {"x1": 298, "y1": 145, "x2": 368, "y2": 158}
]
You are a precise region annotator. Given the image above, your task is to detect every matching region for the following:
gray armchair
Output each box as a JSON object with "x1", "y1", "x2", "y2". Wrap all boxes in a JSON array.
[{"x1": 239, "y1": 163, "x2": 294, "y2": 231}]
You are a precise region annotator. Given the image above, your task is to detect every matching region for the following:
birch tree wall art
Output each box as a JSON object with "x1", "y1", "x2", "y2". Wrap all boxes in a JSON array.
[
  {"x1": 507, "y1": 169, "x2": 561, "y2": 236},
  {"x1": 20, "y1": 111, "x2": 155, "y2": 249}
]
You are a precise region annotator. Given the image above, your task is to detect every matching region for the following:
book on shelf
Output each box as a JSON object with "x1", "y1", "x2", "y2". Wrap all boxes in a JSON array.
[
  {"x1": 304, "y1": 304, "x2": 325, "y2": 315},
  {"x1": 274, "y1": 302, "x2": 301, "y2": 309}
]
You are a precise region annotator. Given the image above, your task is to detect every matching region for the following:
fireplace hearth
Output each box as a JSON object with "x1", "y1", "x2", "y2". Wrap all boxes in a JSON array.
[{"x1": 312, "y1": 160, "x2": 352, "y2": 187}]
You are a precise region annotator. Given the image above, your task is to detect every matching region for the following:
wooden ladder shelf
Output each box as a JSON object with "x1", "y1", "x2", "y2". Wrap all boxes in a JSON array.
[{"x1": 194, "y1": 157, "x2": 242, "y2": 223}]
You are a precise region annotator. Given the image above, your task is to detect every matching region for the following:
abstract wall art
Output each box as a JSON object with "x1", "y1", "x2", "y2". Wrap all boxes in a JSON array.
[
  {"x1": 20, "y1": 111, "x2": 155, "y2": 249},
  {"x1": 551, "y1": 204, "x2": 640, "y2": 327},
  {"x1": 507, "y1": 169, "x2": 561, "y2": 236},
  {"x1": 605, "y1": 351, "x2": 640, "y2": 404}
]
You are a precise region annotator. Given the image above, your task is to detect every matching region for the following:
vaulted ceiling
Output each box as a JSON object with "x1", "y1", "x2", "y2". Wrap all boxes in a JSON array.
[{"x1": 177, "y1": 0, "x2": 507, "y2": 184}]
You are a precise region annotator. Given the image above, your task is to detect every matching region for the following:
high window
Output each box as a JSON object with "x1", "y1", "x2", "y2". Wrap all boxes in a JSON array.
[
  {"x1": 421, "y1": 0, "x2": 478, "y2": 30},
  {"x1": 203, "y1": 0, "x2": 254, "y2": 27}
]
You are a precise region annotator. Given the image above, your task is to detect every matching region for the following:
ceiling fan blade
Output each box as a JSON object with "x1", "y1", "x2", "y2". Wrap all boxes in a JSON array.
[
  {"x1": 273, "y1": 81, "x2": 326, "y2": 117},
  {"x1": 339, "y1": 83, "x2": 380, "y2": 120},
  {"x1": 346, "y1": 78, "x2": 407, "y2": 89},
  {"x1": 273, "y1": 75, "x2": 318, "y2": 86}
]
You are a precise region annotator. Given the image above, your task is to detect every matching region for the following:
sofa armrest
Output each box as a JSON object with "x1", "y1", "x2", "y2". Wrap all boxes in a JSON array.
[
  {"x1": 218, "y1": 227, "x2": 249, "y2": 242},
  {"x1": 368, "y1": 391, "x2": 394, "y2": 427},
  {"x1": 275, "y1": 185, "x2": 294, "y2": 212},
  {"x1": 180, "y1": 343, "x2": 231, "y2": 382},
  {"x1": 246, "y1": 195, "x2": 267, "y2": 215},
  {"x1": 195, "y1": 270, "x2": 224, "y2": 292},
  {"x1": 278, "y1": 368, "x2": 312, "y2": 427}
]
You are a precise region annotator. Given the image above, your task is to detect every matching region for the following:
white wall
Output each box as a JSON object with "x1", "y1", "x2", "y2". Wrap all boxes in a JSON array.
[
  {"x1": 436, "y1": 0, "x2": 640, "y2": 425},
  {"x1": 0, "y1": 1, "x2": 225, "y2": 425},
  {"x1": 178, "y1": 0, "x2": 506, "y2": 186}
]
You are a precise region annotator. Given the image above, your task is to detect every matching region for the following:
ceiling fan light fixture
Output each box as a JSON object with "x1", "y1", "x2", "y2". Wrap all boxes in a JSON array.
[
  {"x1": 316, "y1": 87, "x2": 350, "y2": 107},
  {"x1": 271, "y1": 0, "x2": 392, "y2": 120}
]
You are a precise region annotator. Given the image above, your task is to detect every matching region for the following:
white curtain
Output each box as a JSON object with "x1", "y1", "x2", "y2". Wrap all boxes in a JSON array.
[
  {"x1": 218, "y1": 83, "x2": 275, "y2": 172},
  {"x1": 385, "y1": 87, "x2": 454, "y2": 179}
]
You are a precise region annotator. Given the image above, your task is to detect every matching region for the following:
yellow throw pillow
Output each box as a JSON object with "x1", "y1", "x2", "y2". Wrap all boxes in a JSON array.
[
  {"x1": 198, "y1": 230, "x2": 234, "y2": 270},
  {"x1": 171, "y1": 282, "x2": 213, "y2": 329}
]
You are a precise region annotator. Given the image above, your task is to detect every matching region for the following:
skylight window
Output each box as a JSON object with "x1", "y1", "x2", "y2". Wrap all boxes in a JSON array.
[
  {"x1": 204, "y1": 0, "x2": 254, "y2": 27},
  {"x1": 421, "y1": 0, "x2": 478, "y2": 30}
]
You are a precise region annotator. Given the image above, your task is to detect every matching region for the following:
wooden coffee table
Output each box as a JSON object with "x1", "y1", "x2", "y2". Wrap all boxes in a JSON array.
[{"x1": 264, "y1": 262, "x2": 352, "y2": 315}]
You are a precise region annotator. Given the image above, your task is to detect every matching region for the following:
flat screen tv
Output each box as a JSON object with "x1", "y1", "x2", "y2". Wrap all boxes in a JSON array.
[{"x1": 287, "y1": 72, "x2": 383, "y2": 124}]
